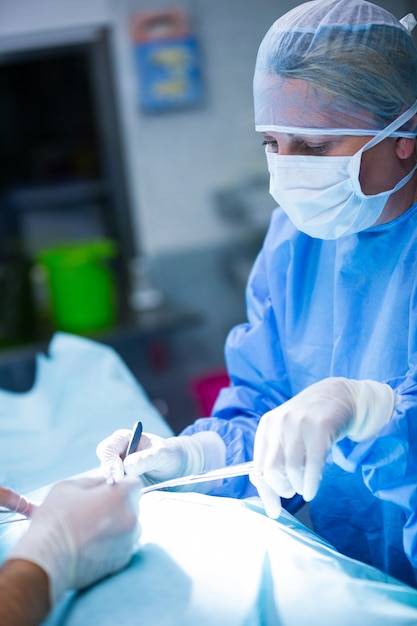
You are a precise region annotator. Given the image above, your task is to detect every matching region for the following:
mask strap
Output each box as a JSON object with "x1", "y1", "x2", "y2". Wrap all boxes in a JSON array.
[{"x1": 362, "y1": 99, "x2": 417, "y2": 153}]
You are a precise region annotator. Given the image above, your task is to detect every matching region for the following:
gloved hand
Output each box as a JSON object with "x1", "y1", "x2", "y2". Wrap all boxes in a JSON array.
[
  {"x1": 96, "y1": 430, "x2": 226, "y2": 488},
  {"x1": 250, "y1": 377, "x2": 395, "y2": 519},
  {"x1": 7, "y1": 477, "x2": 141, "y2": 606},
  {"x1": 0, "y1": 485, "x2": 36, "y2": 517}
]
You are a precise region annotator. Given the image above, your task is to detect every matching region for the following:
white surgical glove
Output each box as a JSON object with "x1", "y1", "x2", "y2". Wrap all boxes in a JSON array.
[
  {"x1": 7, "y1": 477, "x2": 141, "y2": 606},
  {"x1": 96, "y1": 430, "x2": 226, "y2": 488},
  {"x1": 250, "y1": 377, "x2": 395, "y2": 519}
]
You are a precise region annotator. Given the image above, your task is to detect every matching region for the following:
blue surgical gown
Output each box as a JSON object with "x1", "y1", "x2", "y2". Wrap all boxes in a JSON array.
[{"x1": 182, "y1": 203, "x2": 417, "y2": 588}]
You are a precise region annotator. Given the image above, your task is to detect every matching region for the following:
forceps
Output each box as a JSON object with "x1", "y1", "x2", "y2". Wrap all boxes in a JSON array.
[{"x1": 140, "y1": 460, "x2": 256, "y2": 494}]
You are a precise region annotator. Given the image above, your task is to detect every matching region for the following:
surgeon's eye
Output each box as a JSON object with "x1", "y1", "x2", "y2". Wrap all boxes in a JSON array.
[
  {"x1": 305, "y1": 143, "x2": 328, "y2": 155},
  {"x1": 262, "y1": 139, "x2": 278, "y2": 153},
  {"x1": 296, "y1": 140, "x2": 329, "y2": 155}
]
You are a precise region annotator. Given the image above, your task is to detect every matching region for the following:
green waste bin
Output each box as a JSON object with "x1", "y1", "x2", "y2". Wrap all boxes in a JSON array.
[{"x1": 37, "y1": 239, "x2": 117, "y2": 334}]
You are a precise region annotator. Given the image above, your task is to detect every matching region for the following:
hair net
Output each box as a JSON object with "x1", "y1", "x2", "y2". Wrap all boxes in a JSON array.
[{"x1": 254, "y1": 0, "x2": 417, "y2": 136}]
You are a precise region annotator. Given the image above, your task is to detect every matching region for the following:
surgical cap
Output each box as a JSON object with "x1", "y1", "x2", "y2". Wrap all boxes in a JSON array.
[{"x1": 254, "y1": 0, "x2": 417, "y2": 135}]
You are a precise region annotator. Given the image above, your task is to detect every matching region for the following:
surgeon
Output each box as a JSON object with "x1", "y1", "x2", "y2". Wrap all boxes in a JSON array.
[
  {"x1": 97, "y1": 0, "x2": 417, "y2": 588},
  {"x1": 0, "y1": 479, "x2": 141, "y2": 626}
]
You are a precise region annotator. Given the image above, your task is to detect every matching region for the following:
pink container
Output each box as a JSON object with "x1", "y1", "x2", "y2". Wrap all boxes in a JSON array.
[{"x1": 188, "y1": 369, "x2": 230, "y2": 417}]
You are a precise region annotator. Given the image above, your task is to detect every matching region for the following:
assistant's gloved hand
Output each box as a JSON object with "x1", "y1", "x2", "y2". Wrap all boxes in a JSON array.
[
  {"x1": 250, "y1": 377, "x2": 395, "y2": 519},
  {"x1": 96, "y1": 430, "x2": 226, "y2": 488},
  {"x1": 7, "y1": 477, "x2": 141, "y2": 606}
]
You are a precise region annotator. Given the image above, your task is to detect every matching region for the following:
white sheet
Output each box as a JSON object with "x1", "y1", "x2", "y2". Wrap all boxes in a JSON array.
[
  {"x1": 0, "y1": 333, "x2": 173, "y2": 493},
  {"x1": 38, "y1": 491, "x2": 417, "y2": 626}
]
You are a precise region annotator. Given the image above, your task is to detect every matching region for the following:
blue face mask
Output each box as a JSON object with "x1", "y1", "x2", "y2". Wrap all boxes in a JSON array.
[{"x1": 265, "y1": 102, "x2": 417, "y2": 239}]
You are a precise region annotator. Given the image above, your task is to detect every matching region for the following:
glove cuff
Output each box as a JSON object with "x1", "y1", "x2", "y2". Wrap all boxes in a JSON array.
[
  {"x1": 192, "y1": 431, "x2": 226, "y2": 472},
  {"x1": 345, "y1": 379, "x2": 396, "y2": 442},
  {"x1": 175, "y1": 432, "x2": 226, "y2": 493},
  {"x1": 176, "y1": 435, "x2": 205, "y2": 476}
]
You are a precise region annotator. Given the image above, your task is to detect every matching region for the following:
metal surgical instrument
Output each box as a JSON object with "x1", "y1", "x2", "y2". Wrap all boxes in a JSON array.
[
  {"x1": 126, "y1": 421, "x2": 143, "y2": 456},
  {"x1": 106, "y1": 420, "x2": 143, "y2": 485},
  {"x1": 140, "y1": 460, "x2": 256, "y2": 494}
]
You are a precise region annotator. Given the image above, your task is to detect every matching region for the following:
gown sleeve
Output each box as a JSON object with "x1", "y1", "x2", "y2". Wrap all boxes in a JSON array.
[{"x1": 332, "y1": 369, "x2": 417, "y2": 569}]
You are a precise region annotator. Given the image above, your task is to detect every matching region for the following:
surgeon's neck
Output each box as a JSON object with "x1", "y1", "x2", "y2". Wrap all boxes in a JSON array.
[{"x1": 374, "y1": 170, "x2": 417, "y2": 226}]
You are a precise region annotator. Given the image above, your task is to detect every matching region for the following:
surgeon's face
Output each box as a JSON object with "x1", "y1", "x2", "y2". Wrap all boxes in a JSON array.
[{"x1": 258, "y1": 78, "x2": 417, "y2": 218}]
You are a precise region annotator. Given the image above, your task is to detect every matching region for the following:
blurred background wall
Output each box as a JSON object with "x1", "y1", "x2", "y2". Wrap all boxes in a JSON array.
[{"x1": 0, "y1": 0, "x2": 414, "y2": 432}]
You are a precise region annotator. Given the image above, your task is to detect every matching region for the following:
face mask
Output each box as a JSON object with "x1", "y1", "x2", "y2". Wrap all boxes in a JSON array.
[{"x1": 266, "y1": 103, "x2": 417, "y2": 239}]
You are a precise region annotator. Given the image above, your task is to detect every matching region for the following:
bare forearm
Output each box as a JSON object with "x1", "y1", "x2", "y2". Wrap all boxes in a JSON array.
[{"x1": 0, "y1": 559, "x2": 50, "y2": 626}]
